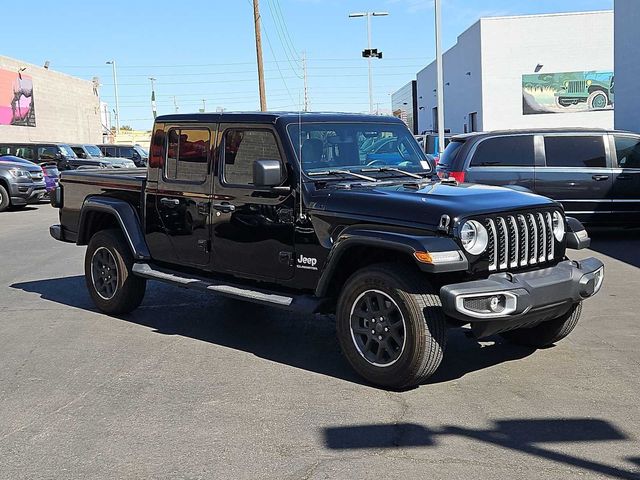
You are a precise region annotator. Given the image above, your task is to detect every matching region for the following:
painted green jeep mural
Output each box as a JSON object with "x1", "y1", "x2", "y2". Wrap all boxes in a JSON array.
[
  {"x1": 554, "y1": 72, "x2": 614, "y2": 110},
  {"x1": 522, "y1": 70, "x2": 614, "y2": 115}
]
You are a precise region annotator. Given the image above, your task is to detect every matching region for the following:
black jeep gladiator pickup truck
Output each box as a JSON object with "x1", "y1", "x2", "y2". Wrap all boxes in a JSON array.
[{"x1": 50, "y1": 112, "x2": 604, "y2": 389}]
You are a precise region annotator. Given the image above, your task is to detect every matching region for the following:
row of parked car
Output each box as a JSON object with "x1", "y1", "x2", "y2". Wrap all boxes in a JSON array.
[{"x1": 0, "y1": 141, "x2": 148, "y2": 212}]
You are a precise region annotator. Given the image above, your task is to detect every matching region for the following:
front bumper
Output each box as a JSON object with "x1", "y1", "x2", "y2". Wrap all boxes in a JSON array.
[
  {"x1": 10, "y1": 181, "x2": 47, "y2": 205},
  {"x1": 440, "y1": 258, "x2": 604, "y2": 338}
]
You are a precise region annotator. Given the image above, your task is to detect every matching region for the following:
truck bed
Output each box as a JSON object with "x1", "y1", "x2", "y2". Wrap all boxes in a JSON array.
[{"x1": 57, "y1": 168, "x2": 147, "y2": 241}]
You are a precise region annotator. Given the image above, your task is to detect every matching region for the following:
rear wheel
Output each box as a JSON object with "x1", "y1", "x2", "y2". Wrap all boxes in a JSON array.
[
  {"x1": 336, "y1": 263, "x2": 447, "y2": 389},
  {"x1": 85, "y1": 229, "x2": 146, "y2": 314},
  {"x1": 0, "y1": 185, "x2": 10, "y2": 212},
  {"x1": 500, "y1": 302, "x2": 582, "y2": 348}
]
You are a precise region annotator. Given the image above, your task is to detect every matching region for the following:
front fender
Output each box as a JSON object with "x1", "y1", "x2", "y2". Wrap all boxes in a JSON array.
[
  {"x1": 78, "y1": 196, "x2": 151, "y2": 260},
  {"x1": 315, "y1": 226, "x2": 467, "y2": 297}
]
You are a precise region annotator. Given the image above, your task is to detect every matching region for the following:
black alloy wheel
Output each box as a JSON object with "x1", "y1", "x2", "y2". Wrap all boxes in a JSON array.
[
  {"x1": 350, "y1": 289, "x2": 406, "y2": 366},
  {"x1": 91, "y1": 247, "x2": 119, "y2": 300}
]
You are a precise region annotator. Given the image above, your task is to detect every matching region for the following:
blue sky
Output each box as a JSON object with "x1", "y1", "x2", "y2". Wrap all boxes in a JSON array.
[{"x1": 6, "y1": 0, "x2": 612, "y2": 129}]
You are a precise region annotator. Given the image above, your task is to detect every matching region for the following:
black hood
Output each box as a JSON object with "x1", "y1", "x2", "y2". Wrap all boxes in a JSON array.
[{"x1": 311, "y1": 181, "x2": 557, "y2": 227}]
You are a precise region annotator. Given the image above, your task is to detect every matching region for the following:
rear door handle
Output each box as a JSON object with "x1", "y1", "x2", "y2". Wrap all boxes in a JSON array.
[
  {"x1": 160, "y1": 197, "x2": 180, "y2": 206},
  {"x1": 212, "y1": 201, "x2": 236, "y2": 213},
  {"x1": 592, "y1": 175, "x2": 609, "y2": 181}
]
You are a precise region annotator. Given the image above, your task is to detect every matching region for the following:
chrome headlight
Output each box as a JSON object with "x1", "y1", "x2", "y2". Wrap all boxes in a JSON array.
[
  {"x1": 8, "y1": 167, "x2": 29, "y2": 179},
  {"x1": 552, "y1": 211, "x2": 565, "y2": 241},
  {"x1": 460, "y1": 220, "x2": 489, "y2": 255}
]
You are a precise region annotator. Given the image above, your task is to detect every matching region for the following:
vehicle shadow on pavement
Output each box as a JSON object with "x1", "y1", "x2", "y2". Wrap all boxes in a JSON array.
[
  {"x1": 13, "y1": 276, "x2": 542, "y2": 388},
  {"x1": 323, "y1": 419, "x2": 639, "y2": 480},
  {"x1": 589, "y1": 229, "x2": 640, "y2": 269}
]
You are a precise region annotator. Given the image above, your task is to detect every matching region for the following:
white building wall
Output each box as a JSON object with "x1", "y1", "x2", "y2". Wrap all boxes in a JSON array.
[
  {"x1": 416, "y1": 22, "x2": 483, "y2": 134},
  {"x1": 0, "y1": 55, "x2": 102, "y2": 144},
  {"x1": 614, "y1": 0, "x2": 640, "y2": 132},
  {"x1": 481, "y1": 11, "x2": 613, "y2": 131}
]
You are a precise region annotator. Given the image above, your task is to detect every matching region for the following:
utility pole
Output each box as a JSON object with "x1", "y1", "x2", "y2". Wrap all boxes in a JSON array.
[
  {"x1": 302, "y1": 51, "x2": 309, "y2": 112},
  {"x1": 435, "y1": 0, "x2": 445, "y2": 155},
  {"x1": 173, "y1": 96, "x2": 179, "y2": 113},
  {"x1": 349, "y1": 12, "x2": 388, "y2": 114},
  {"x1": 106, "y1": 60, "x2": 120, "y2": 134},
  {"x1": 253, "y1": 0, "x2": 267, "y2": 111},
  {"x1": 149, "y1": 77, "x2": 157, "y2": 119},
  {"x1": 201, "y1": 99, "x2": 207, "y2": 112}
]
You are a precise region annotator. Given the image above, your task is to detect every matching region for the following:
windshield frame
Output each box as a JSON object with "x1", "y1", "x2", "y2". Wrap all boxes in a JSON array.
[{"x1": 286, "y1": 121, "x2": 432, "y2": 182}]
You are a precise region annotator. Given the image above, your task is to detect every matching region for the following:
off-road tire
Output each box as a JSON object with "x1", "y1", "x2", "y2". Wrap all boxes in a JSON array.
[
  {"x1": 336, "y1": 263, "x2": 447, "y2": 389},
  {"x1": 0, "y1": 184, "x2": 10, "y2": 212},
  {"x1": 587, "y1": 90, "x2": 608, "y2": 110},
  {"x1": 500, "y1": 302, "x2": 582, "y2": 348},
  {"x1": 85, "y1": 229, "x2": 146, "y2": 315}
]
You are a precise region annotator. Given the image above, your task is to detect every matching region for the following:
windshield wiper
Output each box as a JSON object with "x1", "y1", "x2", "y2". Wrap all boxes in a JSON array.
[
  {"x1": 360, "y1": 166, "x2": 424, "y2": 179},
  {"x1": 308, "y1": 169, "x2": 377, "y2": 182}
]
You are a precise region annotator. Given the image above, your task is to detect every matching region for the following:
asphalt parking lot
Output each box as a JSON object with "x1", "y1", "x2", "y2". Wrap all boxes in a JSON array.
[{"x1": 1, "y1": 204, "x2": 639, "y2": 480}]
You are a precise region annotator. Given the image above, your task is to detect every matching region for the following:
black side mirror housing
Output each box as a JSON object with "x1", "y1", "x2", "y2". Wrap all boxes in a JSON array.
[{"x1": 253, "y1": 159, "x2": 282, "y2": 187}]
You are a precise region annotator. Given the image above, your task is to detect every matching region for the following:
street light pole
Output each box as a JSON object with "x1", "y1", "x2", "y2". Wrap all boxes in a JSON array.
[
  {"x1": 434, "y1": 0, "x2": 445, "y2": 155},
  {"x1": 106, "y1": 60, "x2": 120, "y2": 135},
  {"x1": 349, "y1": 12, "x2": 388, "y2": 114},
  {"x1": 149, "y1": 77, "x2": 157, "y2": 119}
]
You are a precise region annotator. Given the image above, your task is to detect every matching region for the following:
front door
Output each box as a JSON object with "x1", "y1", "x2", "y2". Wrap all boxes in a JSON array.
[
  {"x1": 211, "y1": 124, "x2": 295, "y2": 281},
  {"x1": 535, "y1": 134, "x2": 613, "y2": 224},
  {"x1": 152, "y1": 126, "x2": 213, "y2": 266},
  {"x1": 610, "y1": 133, "x2": 640, "y2": 224}
]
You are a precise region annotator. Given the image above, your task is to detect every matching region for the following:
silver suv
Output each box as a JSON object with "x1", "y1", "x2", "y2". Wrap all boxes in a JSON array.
[{"x1": 0, "y1": 156, "x2": 46, "y2": 212}]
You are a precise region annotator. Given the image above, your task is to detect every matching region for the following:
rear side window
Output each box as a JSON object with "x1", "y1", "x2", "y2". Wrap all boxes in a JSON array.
[
  {"x1": 165, "y1": 128, "x2": 210, "y2": 182},
  {"x1": 614, "y1": 136, "x2": 640, "y2": 169},
  {"x1": 15, "y1": 146, "x2": 34, "y2": 160},
  {"x1": 119, "y1": 147, "x2": 136, "y2": 158},
  {"x1": 438, "y1": 140, "x2": 464, "y2": 169},
  {"x1": 544, "y1": 136, "x2": 606, "y2": 168},
  {"x1": 223, "y1": 129, "x2": 282, "y2": 186},
  {"x1": 104, "y1": 147, "x2": 117, "y2": 157},
  {"x1": 470, "y1": 136, "x2": 534, "y2": 167}
]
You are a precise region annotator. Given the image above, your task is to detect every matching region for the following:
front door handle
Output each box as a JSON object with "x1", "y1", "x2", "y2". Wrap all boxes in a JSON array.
[
  {"x1": 160, "y1": 197, "x2": 180, "y2": 206},
  {"x1": 212, "y1": 201, "x2": 236, "y2": 213},
  {"x1": 592, "y1": 174, "x2": 609, "y2": 181}
]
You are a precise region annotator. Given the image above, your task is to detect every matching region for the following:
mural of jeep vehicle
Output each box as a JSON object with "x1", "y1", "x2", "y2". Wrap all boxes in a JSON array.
[{"x1": 554, "y1": 72, "x2": 614, "y2": 110}]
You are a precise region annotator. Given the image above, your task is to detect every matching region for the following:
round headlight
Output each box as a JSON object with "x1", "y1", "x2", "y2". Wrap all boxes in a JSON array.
[
  {"x1": 552, "y1": 211, "x2": 565, "y2": 241},
  {"x1": 460, "y1": 220, "x2": 489, "y2": 255}
]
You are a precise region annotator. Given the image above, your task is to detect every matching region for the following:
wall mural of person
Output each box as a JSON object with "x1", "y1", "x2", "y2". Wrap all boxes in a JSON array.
[{"x1": 0, "y1": 68, "x2": 36, "y2": 127}]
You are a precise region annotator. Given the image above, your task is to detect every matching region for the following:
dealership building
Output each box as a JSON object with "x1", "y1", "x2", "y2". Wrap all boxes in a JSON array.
[
  {"x1": 394, "y1": 11, "x2": 615, "y2": 135},
  {"x1": 0, "y1": 55, "x2": 103, "y2": 144}
]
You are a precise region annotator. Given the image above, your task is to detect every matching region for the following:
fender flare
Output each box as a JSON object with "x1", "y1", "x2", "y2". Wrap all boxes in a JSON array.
[
  {"x1": 77, "y1": 196, "x2": 151, "y2": 260},
  {"x1": 315, "y1": 226, "x2": 467, "y2": 297}
]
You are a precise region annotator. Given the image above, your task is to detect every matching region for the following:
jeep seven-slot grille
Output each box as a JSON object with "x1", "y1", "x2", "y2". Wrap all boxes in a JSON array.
[
  {"x1": 568, "y1": 80, "x2": 586, "y2": 94},
  {"x1": 484, "y1": 211, "x2": 556, "y2": 272}
]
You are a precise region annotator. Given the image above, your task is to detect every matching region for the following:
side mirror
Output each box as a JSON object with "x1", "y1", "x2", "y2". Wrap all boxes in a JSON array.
[{"x1": 253, "y1": 159, "x2": 282, "y2": 187}]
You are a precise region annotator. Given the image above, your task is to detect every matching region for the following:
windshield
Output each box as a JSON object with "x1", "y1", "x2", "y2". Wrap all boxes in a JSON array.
[
  {"x1": 85, "y1": 145, "x2": 104, "y2": 157},
  {"x1": 59, "y1": 145, "x2": 77, "y2": 158},
  {"x1": 287, "y1": 122, "x2": 431, "y2": 177},
  {"x1": 134, "y1": 146, "x2": 148, "y2": 157}
]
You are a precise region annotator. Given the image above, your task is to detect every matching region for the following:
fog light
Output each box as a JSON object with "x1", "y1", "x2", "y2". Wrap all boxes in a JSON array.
[{"x1": 489, "y1": 295, "x2": 506, "y2": 313}]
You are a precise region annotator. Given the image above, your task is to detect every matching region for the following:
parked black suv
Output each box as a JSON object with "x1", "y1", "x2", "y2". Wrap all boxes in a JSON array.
[
  {"x1": 0, "y1": 142, "x2": 109, "y2": 171},
  {"x1": 50, "y1": 113, "x2": 603, "y2": 389},
  {"x1": 436, "y1": 129, "x2": 640, "y2": 225},
  {"x1": 97, "y1": 144, "x2": 148, "y2": 167}
]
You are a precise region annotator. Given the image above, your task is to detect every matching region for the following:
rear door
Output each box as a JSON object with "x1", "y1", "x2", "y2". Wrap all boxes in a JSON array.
[
  {"x1": 464, "y1": 135, "x2": 536, "y2": 190},
  {"x1": 151, "y1": 125, "x2": 214, "y2": 266},
  {"x1": 535, "y1": 134, "x2": 613, "y2": 223},
  {"x1": 610, "y1": 133, "x2": 640, "y2": 224}
]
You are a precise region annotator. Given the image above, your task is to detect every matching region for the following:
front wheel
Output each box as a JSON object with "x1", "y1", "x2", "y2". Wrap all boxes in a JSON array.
[
  {"x1": 0, "y1": 184, "x2": 10, "y2": 212},
  {"x1": 336, "y1": 263, "x2": 447, "y2": 389},
  {"x1": 587, "y1": 90, "x2": 609, "y2": 110},
  {"x1": 500, "y1": 302, "x2": 582, "y2": 348},
  {"x1": 85, "y1": 229, "x2": 146, "y2": 314}
]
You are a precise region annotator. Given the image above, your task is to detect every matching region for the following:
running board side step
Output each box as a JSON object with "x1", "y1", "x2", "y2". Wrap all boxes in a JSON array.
[{"x1": 132, "y1": 263, "x2": 324, "y2": 314}]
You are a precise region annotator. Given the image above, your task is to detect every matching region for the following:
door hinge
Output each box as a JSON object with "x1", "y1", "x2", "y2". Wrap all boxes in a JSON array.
[
  {"x1": 198, "y1": 239, "x2": 212, "y2": 253},
  {"x1": 279, "y1": 251, "x2": 294, "y2": 266}
]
